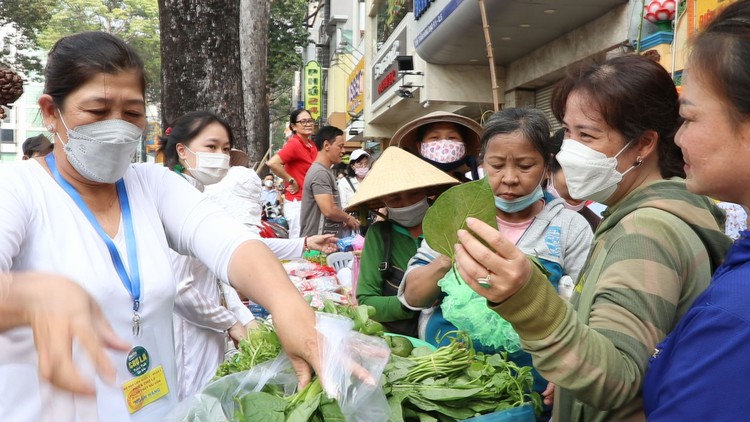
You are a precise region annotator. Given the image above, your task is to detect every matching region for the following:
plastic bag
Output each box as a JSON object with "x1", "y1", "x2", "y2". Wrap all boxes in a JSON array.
[
  {"x1": 316, "y1": 312, "x2": 390, "y2": 422},
  {"x1": 438, "y1": 267, "x2": 522, "y2": 352},
  {"x1": 167, "y1": 313, "x2": 390, "y2": 422},
  {"x1": 337, "y1": 233, "x2": 365, "y2": 252}
]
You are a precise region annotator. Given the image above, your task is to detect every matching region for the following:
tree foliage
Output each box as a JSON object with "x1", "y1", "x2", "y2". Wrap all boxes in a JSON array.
[
  {"x1": 0, "y1": 0, "x2": 56, "y2": 75},
  {"x1": 268, "y1": 0, "x2": 311, "y2": 153},
  {"x1": 1, "y1": 0, "x2": 160, "y2": 101}
]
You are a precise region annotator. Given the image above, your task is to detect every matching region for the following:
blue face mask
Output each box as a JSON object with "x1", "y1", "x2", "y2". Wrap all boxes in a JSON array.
[{"x1": 494, "y1": 184, "x2": 544, "y2": 213}]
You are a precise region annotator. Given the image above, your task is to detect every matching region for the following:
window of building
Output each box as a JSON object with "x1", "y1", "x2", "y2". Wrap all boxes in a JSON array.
[{"x1": 376, "y1": 0, "x2": 411, "y2": 46}]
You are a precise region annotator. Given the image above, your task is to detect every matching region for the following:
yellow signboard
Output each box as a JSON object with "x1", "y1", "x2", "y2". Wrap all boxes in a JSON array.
[
  {"x1": 303, "y1": 61, "x2": 322, "y2": 120},
  {"x1": 346, "y1": 59, "x2": 365, "y2": 123},
  {"x1": 694, "y1": 0, "x2": 735, "y2": 35}
]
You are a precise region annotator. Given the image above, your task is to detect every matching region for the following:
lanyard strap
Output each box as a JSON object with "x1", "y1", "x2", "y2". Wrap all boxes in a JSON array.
[{"x1": 45, "y1": 154, "x2": 141, "y2": 312}]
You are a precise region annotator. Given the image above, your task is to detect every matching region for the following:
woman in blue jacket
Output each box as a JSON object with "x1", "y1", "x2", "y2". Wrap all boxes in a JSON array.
[{"x1": 643, "y1": 1, "x2": 750, "y2": 419}]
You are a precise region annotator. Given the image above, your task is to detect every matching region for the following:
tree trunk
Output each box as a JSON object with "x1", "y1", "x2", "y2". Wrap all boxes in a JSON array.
[
  {"x1": 240, "y1": 0, "x2": 270, "y2": 167},
  {"x1": 158, "y1": 0, "x2": 247, "y2": 151}
]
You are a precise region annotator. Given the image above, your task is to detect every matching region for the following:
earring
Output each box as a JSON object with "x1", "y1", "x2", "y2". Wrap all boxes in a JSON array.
[
  {"x1": 46, "y1": 124, "x2": 54, "y2": 132},
  {"x1": 634, "y1": 156, "x2": 643, "y2": 167}
]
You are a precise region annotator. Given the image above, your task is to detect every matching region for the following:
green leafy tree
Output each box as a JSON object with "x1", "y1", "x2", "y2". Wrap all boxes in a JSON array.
[
  {"x1": 268, "y1": 0, "x2": 311, "y2": 154},
  {"x1": 1, "y1": 0, "x2": 160, "y2": 101},
  {"x1": 0, "y1": 0, "x2": 56, "y2": 76}
]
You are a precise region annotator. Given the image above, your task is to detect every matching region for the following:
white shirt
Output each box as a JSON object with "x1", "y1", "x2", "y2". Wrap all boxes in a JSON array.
[
  {"x1": 337, "y1": 177, "x2": 359, "y2": 210},
  {"x1": 0, "y1": 160, "x2": 257, "y2": 421}
]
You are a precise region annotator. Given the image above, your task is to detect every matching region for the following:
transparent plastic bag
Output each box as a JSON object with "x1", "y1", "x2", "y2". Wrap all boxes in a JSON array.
[
  {"x1": 166, "y1": 355, "x2": 297, "y2": 421},
  {"x1": 438, "y1": 267, "x2": 522, "y2": 352},
  {"x1": 337, "y1": 233, "x2": 365, "y2": 252},
  {"x1": 316, "y1": 312, "x2": 391, "y2": 422},
  {"x1": 167, "y1": 313, "x2": 390, "y2": 421}
]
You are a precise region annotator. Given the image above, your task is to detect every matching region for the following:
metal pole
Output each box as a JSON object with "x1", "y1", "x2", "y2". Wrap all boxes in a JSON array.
[
  {"x1": 636, "y1": 0, "x2": 647, "y2": 53},
  {"x1": 478, "y1": 0, "x2": 500, "y2": 111}
]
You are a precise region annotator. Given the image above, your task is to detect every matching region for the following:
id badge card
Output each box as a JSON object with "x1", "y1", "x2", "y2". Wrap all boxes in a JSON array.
[{"x1": 120, "y1": 330, "x2": 174, "y2": 414}]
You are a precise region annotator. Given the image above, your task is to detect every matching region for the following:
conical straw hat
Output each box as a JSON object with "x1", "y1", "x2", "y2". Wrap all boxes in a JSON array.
[{"x1": 346, "y1": 147, "x2": 460, "y2": 211}]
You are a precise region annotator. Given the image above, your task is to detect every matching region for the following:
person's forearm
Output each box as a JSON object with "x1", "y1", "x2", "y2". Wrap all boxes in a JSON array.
[
  {"x1": 322, "y1": 207, "x2": 354, "y2": 223},
  {"x1": 0, "y1": 273, "x2": 27, "y2": 331},
  {"x1": 227, "y1": 240, "x2": 309, "y2": 315},
  {"x1": 267, "y1": 160, "x2": 291, "y2": 182},
  {"x1": 402, "y1": 261, "x2": 449, "y2": 308},
  {"x1": 317, "y1": 200, "x2": 357, "y2": 226}
]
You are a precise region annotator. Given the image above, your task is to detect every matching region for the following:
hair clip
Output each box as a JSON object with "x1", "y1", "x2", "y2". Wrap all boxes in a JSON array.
[{"x1": 165, "y1": 127, "x2": 173, "y2": 136}]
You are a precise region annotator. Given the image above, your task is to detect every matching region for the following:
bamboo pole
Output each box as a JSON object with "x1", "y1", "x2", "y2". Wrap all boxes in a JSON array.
[{"x1": 478, "y1": 0, "x2": 500, "y2": 111}]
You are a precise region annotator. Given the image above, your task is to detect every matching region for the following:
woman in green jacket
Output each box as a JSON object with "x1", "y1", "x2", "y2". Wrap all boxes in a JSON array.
[{"x1": 453, "y1": 54, "x2": 732, "y2": 421}]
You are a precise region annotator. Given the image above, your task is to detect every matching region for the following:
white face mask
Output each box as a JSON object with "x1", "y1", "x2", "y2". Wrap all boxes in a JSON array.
[
  {"x1": 56, "y1": 112, "x2": 142, "y2": 183},
  {"x1": 387, "y1": 197, "x2": 429, "y2": 228},
  {"x1": 264, "y1": 180, "x2": 274, "y2": 188},
  {"x1": 547, "y1": 176, "x2": 587, "y2": 212},
  {"x1": 182, "y1": 145, "x2": 230, "y2": 185},
  {"x1": 556, "y1": 139, "x2": 640, "y2": 203}
]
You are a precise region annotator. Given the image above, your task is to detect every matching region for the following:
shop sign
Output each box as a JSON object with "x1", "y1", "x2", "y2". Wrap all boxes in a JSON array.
[
  {"x1": 415, "y1": 0, "x2": 463, "y2": 47},
  {"x1": 303, "y1": 61, "x2": 322, "y2": 120},
  {"x1": 415, "y1": 0, "x2": 436, "y2": 20},
  {"x1": 694, "y1": 0, "x2": 735, "y2": 35},
  {"x1": 347, "y1": 59, "x2": 365, "y2": 122},
  {"x1": 371, "y1": 29, "x2": 407, "y2": 103}
]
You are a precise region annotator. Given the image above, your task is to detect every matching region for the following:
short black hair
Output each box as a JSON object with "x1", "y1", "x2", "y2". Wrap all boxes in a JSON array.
[
  {"x1": 158, "y1": 110, "x2": 234, "y2": 170},
  {"x1": 22, "y1": 134, "x2": 53, "y2": 158},
  {"x1": 313, "y1": 125, "x2": 344, "y2": 150}
]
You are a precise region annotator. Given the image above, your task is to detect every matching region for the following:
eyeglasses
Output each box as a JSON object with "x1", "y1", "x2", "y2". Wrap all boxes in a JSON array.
[{"x1": 296, "y1": 119, "x2": 315, "y2": 126}]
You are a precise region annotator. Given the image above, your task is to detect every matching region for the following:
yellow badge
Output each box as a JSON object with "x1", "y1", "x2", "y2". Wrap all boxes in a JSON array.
[{"x1": 122, "y1": 365, "x2": 169, "y2": 414}]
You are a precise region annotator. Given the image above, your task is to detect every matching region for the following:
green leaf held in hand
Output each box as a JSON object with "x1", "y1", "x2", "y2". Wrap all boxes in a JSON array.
[{"x1": 422, "y1": 179, "x2": 498, "y2": 260}]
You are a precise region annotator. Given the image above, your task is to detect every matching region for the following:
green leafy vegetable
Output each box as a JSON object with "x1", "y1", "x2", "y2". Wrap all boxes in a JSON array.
[
  {"x1": 214, "y1": 322, "x2": 281, "y2": 379},
  {"x1": 422, "y1": 179, "x2": 498, "y2": 259}
]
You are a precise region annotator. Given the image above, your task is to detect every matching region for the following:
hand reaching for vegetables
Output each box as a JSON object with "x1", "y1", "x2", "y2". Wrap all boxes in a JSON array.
[
  {"x1": 454, "y1": 217, "x2": 532, "y2": 304},
  {"x1": 1, "y1": 272, "x2": 130, "y2": 395},
  {"x1": 270, "y1": 302, "x2": 322, "y2": 390}
]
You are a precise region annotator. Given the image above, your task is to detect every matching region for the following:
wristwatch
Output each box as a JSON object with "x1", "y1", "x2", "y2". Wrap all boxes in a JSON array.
[{"x1": 287, "y1": 178, "x2": 296, "y2": 186}]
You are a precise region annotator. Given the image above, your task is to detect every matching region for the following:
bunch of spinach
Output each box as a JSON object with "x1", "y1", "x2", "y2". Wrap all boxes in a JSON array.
[
  {"x1": 319, "y1": 300, "x2": 385, "y2": 337},
  {"x1": 197, "y1": 302, "x2": 383, "y2": 421},
  {"x1": 215, "y1": 322, "x2": 281, "y2": 379},
  {"x1": 383, "y1": 333, "x2": 541, "y2": 421}
]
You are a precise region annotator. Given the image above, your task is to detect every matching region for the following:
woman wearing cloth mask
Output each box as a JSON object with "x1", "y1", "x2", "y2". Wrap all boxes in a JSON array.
[
  {"x1": 0, "y1": 32, "x2": 321, "y2": 421},
  {"x1": 158, "y1": 111, "x2": 335, "y2": 400},
  {"x1": 398, "y1": 108, "x2": 593, "y2": 407},
  {"x1": 347, "y1": 147, "x2": 458, "y2": 337},
  {"x1": 338, "y1": 149, "x2": 370, "y2": 210},
  {"x1": 452, "y1": 55, "x2": 732, "y2": 421},
  {"x1": 644, "y1": 2, "x2": 750, "y2": 418},
  {"x1": 390, "y1": 111, "x2": 483, "y2": 182}
]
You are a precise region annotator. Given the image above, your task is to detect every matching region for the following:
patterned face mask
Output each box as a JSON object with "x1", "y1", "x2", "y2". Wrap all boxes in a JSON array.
[{"x1": 419, "y1": 139, "x2": 466, "y2": 163}]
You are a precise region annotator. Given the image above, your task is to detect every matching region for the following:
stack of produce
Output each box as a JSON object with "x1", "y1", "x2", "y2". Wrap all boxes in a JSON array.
[{"x1": 180, "y1": 301, "x2": 539, "y2": 421}]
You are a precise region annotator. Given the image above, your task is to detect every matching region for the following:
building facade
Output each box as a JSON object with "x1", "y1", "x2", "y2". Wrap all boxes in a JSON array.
[{"x1": 356, "y1": 0, "x2": 642, "y2": 143}]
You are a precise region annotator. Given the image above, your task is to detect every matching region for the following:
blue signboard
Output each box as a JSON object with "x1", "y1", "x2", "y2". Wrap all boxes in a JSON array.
[{"x1": 415, "y1": 0, "x2": 463, "y2": 47}]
